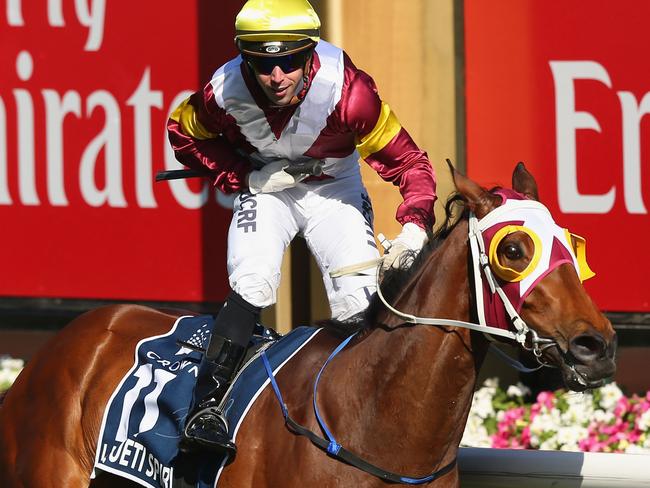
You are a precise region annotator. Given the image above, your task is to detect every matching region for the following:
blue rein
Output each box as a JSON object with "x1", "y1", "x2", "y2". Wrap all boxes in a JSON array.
[{"x1": 261, "y1": 331, "x2": 456, "y2": 485}]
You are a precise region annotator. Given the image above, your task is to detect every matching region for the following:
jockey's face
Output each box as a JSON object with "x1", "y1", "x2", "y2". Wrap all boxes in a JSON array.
[{"x1": 253, "y1": 64, "x2": 304, "y2": 106}]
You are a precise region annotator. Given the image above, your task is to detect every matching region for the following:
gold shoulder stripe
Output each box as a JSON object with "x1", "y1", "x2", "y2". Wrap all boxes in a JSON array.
[
  {"x1": 170, "y1": 97, "x2": 217, "y2": 140},
  {"x1": 356, "y1": 102, "x2": 402, "y2": 160}
]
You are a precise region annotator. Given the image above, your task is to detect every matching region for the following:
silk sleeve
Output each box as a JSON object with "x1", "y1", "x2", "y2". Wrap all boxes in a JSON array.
[
  {"x1": 166, "y1": 85, "x2": 252, "y2": 194},
  {"x1": 342, "y1": 63, "x2": 437, "y2": 229}
]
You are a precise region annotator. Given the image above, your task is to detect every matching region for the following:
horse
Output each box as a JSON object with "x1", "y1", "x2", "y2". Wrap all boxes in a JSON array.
[{"x1": 0, "y1": 163, "x2": 616, "y2": 488}]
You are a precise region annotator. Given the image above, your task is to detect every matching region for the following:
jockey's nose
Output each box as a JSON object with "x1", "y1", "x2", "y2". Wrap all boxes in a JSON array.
[
  {"x1": 569, "y1": 332, "x2": 609, "y2": 363},
  {"x1": 270, "y1": 65, "x2": 285, "y2": 81}
]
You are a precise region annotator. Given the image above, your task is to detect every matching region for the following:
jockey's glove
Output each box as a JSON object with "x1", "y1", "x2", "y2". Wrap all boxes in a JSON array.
[
  {"x1": 247, "y1": 160, "x2": 307, "y2": 194},
  {"x1": 381, "y1": 222, "x2": 428, "y2": 270}
]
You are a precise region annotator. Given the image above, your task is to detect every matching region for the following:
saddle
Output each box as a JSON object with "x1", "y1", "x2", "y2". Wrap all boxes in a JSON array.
[
  {"x1": 92, "y1": 315, "x2": 322, "y2": 488},
  {"x1": 176, "y1": 321, "x2": 282, "y2": 370}
]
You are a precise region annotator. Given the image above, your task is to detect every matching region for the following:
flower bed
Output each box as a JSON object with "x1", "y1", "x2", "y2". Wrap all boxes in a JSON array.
[
  {"x1": 462, "y1": 378, "x2": 650, "y2": 454},
  {"x1": 0, "y1": 356, "x2": 24, "y2": 392}
]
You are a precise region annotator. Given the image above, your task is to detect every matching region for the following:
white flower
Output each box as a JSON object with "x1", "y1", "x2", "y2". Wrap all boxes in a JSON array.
[
  {"x1": 482, "y1": 377, "x2": 499, "y2": 390},
  {"x1": 461, "y1": 415, "x2": 492, "y2": 448},
  {"x1": 0, "y1": 356, "x2": 24, "y2": 390},
  {"x1": 539, "y1": 439, "x2": 558, "y2": 451},
  {"x1": 561, "y1": 393, "x2": 594, "y2": 425},
  {"x1": 559, "y1": 442, "x2": 581, "y2": 452},
  {"x1": 598, "y1": 383, "x2": 623, "y2": 410},
  {"x1": 556, "y1": 425, "x2": 588, "y2": 448},
  {"x1": 1, "y1": 358, "x2": 24, "y2": 370},
  {"x1": 636, "y1": 409, "x2": 650, "y2": 431},
  {"x1": 507, "y1": 382, "x2": 531, "y2": 399},
  {"x1": 471, "y1": 388, "x2": 496, "y2": 420},
  {"x1": 530, "y1": 410, "x2": 561, "y2": 437},
  {"x1": 592, "y1": 408, "x2": 615, "y2": 424}
]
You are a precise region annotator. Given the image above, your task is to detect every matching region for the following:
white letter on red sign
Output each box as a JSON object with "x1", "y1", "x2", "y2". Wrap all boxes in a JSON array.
[
  {"x1": 0, "y1": 97, "x2": 9, "y2": 205},
  {"x1": 550, "y1": 61, "x2": 615, "y2": 214},
  {"x1": 617, "y1": 91, "x2": 650, "y2": 214},
  {"x1": 14, "y1": 51, "x2": 39, "y2": 206},
  {"x1": 6, "y1": 0, "x2": 24, "y2": 26},
  {"x1": 80, "y1": 91, "x2": 127, "y2": 207},
  {"x1": 48, "y1": 0, "x2": 65, "y2": 26},
  {"x1": 127, "y1": 68, "x2": 163, "y2": 209},
  {"x1": 75, "y1": 0, "x2": 107, "y2": 51},
  {"x1": 43, "y1": 90, "x2": 82, "y2": 206}
]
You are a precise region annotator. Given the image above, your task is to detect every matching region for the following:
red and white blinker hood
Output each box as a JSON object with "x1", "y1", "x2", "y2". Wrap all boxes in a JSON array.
[{"x1": 470, "y1": 189, "x2": 594, "y2": 332}]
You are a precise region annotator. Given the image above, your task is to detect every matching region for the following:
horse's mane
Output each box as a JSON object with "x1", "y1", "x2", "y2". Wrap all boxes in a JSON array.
[
  {"x1": 322, "y1": 193, "x2": 469, "y2": 337},
  {"x1": 0, "y1": 389, "x2": 7, "y2": 406}
]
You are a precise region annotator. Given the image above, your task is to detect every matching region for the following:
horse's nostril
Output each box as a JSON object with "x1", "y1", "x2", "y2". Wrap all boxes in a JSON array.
[{"x1": 570, "y1": 334, "x2": 607, "y2": 362}]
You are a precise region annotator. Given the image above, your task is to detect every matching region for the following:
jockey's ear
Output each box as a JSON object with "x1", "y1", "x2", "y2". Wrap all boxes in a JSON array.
[
  {"x1": 447, "y1": 159, "x2": 500, "y2": 219},
  {"x1": 512, "y1": 162, "x2": 539, "y2": 201}
]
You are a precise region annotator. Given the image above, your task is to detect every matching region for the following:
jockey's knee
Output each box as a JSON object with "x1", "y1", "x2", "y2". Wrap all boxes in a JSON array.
[
  {"x1": 330, "y1": 285, "x2": 375, "y2": 321},
  {"x1": 229, "y1": 267, "x2": 279, "y2": 308}
]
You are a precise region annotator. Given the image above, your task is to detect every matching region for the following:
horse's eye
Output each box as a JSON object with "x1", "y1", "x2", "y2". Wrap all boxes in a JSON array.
[{"x1": 504, "y1": 243, "x2": 523, "y2": 260}]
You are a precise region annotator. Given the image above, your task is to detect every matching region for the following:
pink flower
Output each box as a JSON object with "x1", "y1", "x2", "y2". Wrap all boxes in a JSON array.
[
  {"x1": 614, "y1": 397, "x2": 630, "y2": 417},
  {"x1": 536, "y1": 391, "x2": 555, "y2": 409},
  {"x1": 579, "y1": 436, "x2": 603, "y2": 452}
]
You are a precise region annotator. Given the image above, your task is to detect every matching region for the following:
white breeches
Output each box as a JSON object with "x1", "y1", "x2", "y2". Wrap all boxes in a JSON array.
[{"x1": 227, "y1": 171, "x2": 379, "y2": 321}]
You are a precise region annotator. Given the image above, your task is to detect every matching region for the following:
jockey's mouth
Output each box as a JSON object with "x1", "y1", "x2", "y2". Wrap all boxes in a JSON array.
[{"x1": 273, "y1": 86, "x2": 290, "y2": 96}]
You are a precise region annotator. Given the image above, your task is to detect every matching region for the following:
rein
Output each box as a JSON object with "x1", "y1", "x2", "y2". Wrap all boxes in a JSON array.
[{"x1": 261, "y1": 344, "x2": 457, "y2": 485}]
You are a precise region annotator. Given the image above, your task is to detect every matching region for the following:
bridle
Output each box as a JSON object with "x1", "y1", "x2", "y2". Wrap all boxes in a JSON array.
[{"x1": 374, "y1": 200, "x2": 581, "y2": 375}]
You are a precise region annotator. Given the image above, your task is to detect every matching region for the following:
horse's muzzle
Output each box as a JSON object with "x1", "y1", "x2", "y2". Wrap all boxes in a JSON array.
[{"x1": 563, "y1": 331, "x2": 617, "y2": 391}]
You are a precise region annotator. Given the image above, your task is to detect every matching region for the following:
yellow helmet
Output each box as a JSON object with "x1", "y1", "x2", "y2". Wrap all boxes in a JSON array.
[{"x1": 235, "y1": 0, "x2": 320, "y2": 56}]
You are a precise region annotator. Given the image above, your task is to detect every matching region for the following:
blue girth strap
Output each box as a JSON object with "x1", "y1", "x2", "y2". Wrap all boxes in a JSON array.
[{"x1": 261, "y1": 333, "x2": 457, "y2": 485}]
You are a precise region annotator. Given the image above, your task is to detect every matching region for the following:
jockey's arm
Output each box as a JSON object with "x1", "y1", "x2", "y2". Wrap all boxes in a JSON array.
[
  {"x1": 167, "y1": 91, "x2": 253, "y2": 194},
  {"x1": 344, "y1": 68, "x2": 437, "y2": 230}
]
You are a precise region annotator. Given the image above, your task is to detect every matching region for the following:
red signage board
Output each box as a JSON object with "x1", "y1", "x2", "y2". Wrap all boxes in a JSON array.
[
  {"x1": 464, "y1": 0, "x2": 650, "y2": 312},
  {"x1": 1, "y1": 1, "x2": 241, "y2": 302}
]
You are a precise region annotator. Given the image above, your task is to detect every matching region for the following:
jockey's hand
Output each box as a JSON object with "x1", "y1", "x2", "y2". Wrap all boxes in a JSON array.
[
  {"x1": 381, "y1": 222, "x2": 428, "y2": 270},
  {"x1": 247, "y1": 160, "x2": 305, "y2": 194}
]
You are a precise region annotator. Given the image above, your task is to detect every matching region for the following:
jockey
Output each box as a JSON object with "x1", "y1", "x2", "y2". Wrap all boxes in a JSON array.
[{"x1": 167, "y1": 0, "x2": 437, "y2": 459}]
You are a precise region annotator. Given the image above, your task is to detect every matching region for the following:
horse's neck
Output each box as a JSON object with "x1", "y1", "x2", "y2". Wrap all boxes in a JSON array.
[
  {"x1": 382, "y1": 219, "x2": 473, "y2": 326},
  {"x1": 326, "y1": 220, "x2": 485, "y2": 472}
]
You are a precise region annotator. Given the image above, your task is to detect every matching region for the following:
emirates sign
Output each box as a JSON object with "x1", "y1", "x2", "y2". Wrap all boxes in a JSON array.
[
  {"x1": 1, "y1": 1, "x2": 240, "y2": 302},
  {"x1": 465, "y1": 0, "x2": 650, "y2": 311}
]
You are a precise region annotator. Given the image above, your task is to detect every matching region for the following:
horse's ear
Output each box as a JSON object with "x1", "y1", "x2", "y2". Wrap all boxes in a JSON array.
[
  {"x1": 512, "y1": 162, "x2": 539, "y2": 201},
  {"x1": 447, "y1": 159, "x2": 501, "y2": 218}
]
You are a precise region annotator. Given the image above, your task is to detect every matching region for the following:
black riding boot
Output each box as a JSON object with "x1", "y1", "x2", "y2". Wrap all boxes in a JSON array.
[
  {"x1": 181, "y1": 291, "x2": 259, "y2": 459},
  {"x1": 182, "y1": 337, "x2": 246, "y2": 455}
]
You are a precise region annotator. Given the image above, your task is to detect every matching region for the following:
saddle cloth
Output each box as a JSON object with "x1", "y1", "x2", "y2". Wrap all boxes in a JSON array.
[{"x1": 91, "y1": 315, "x2": 322, "y2": 488}]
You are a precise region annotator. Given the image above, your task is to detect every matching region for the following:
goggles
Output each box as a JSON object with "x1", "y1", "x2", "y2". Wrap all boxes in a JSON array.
[{"x1": 244, "y1": 49, "x2": 312, "y2": 75}]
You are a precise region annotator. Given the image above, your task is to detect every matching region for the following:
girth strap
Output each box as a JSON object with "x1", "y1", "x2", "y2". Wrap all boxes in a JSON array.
[{"x1": 261, "y1": 340, "x2": 457, "y2": 485}]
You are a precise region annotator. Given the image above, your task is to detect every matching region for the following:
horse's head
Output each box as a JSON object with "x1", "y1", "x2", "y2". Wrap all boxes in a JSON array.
[{"x1": 453, "y1": 163, "x2": 616, "y2": 391}]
